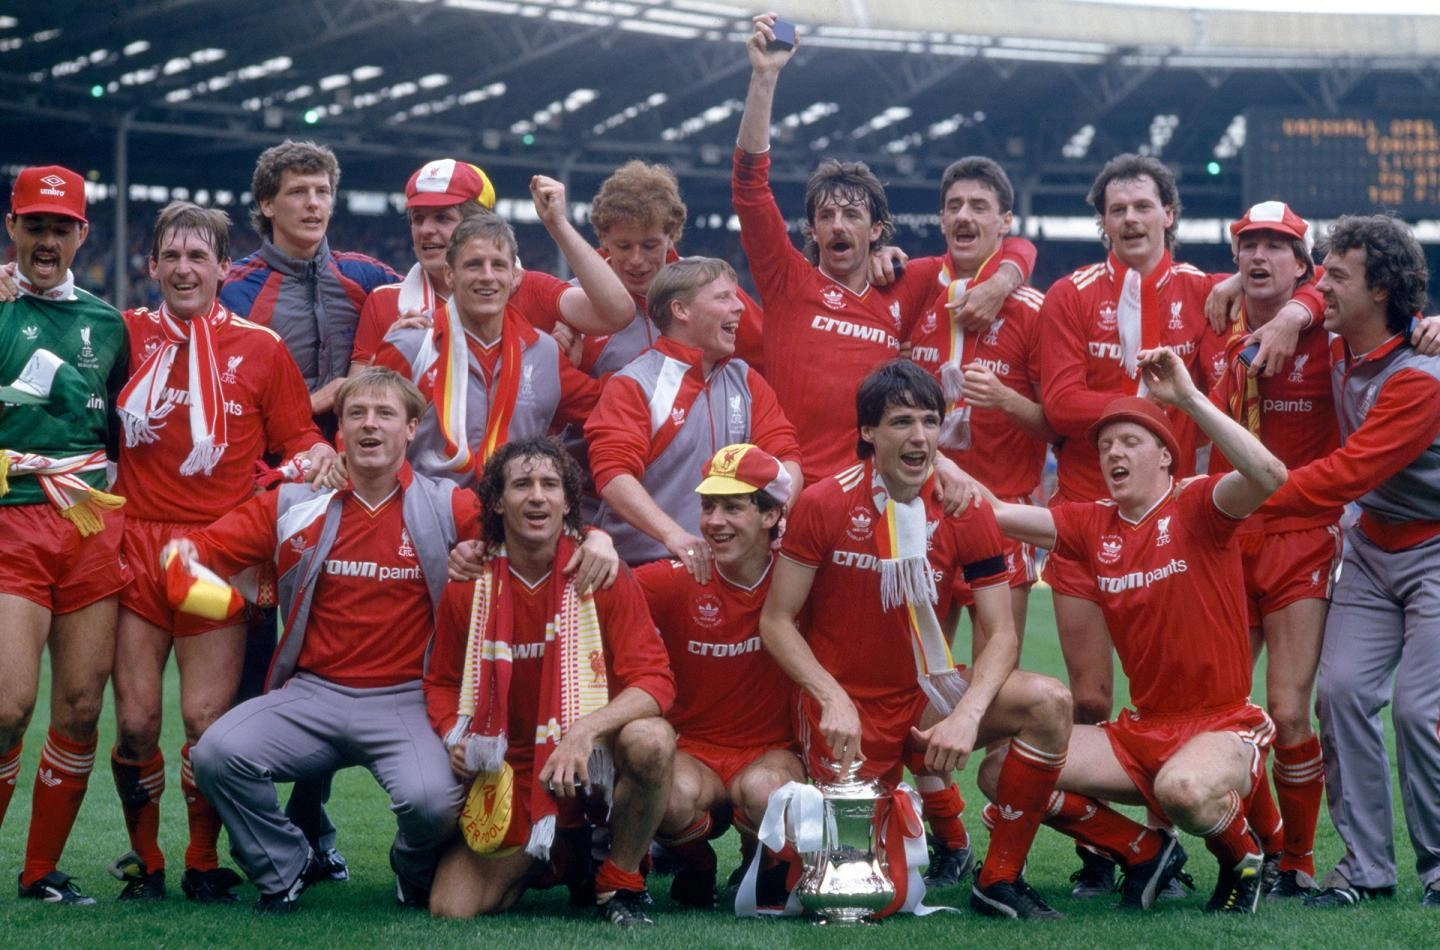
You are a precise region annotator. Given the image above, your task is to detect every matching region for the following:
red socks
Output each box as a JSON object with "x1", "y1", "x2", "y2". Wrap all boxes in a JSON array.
[
  {"x1": 595, "y1": 857, "x2": 646, "y2": 899},
  {"x1": 919, "y1": 784, "x2": 969, "y2": 851},
  {"x1": 1273, "y1": 736, "x2": 1324, "y2": 875},
  {"x1": 22, "y1": 729, "x2": 96, "y2": 887},
  {"x1": 1042, "y1": 789, "x2": 1162, "y2": 867},
  {"x1": 181, "y1": 743, "x2": 222, "y2": 871},
  {"x1": 977, "y1": 739, "x2": 1065, "y2": 888},
  {"x1": 112, "y1": 748, "x2": 166, "y2": 872},
  {"x1": 1200, "y1": 789, "x2": 1260, "y2": 867},
  {"x1": 0, "y1": 741, "x2": 20, "y2": 828}
]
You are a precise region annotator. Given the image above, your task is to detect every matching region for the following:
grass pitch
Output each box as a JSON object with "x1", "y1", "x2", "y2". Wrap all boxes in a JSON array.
[{"x1": 1, "y1": 593, "x2": 1430, "y2": 947}]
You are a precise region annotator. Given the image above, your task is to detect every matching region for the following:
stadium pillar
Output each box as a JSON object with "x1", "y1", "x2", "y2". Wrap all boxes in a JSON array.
[{"x1": 113, "y1": 110, "x2": 133, "y2": 311}]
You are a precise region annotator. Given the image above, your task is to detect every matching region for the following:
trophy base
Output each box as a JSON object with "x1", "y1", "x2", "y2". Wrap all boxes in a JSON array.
[{"x1": 813, "y1": 908, "x2": 882, "y2": 926}]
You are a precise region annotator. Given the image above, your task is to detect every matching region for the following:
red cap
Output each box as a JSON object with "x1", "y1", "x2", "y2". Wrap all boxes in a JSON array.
[
  {"x1": 405, "y1": 159, "x2": 496, "y2": 210},
  {"x1": 696, "y1": 443, "x2": 792, "y2": 505},
  {"x1": 1088, "y1": 396, "x2": 1180, "y2": 467},
  {"x1": 1229, "y1": 200, "x2": 1309, "y2": 250},
  {"x1": 10, "y1": 165, "x2": 88, "y2": 223}
]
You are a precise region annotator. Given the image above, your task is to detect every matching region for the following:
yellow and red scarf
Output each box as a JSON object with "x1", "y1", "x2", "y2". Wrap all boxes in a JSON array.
[
  {"x1": 429, "y1": 302, "x2": 524, "y2": 480},
  {"x1": 447, "y1": 535, "x2": 609, "y2": 859},
  {"x1": 1222, "y1": 307, "x2": 1261, "y2": 436}
]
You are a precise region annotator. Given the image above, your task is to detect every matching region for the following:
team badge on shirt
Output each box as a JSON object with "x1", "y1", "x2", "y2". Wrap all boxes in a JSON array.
[
  {"x1": 398, "y1": 528, "x2": 415, "y2": 559},
  {"x1": 221, "y1": 355, "x2": 244, "y2": 384},
  {"x1": 1155, "y1": 517, "x2": 1172, "y2": 547},
  {"x1": 920, "y1": 310, "x2": 937, "y2": 334},
  {"x1": 1098, "y1": 301, "x2": 1118, "y2": 332},
  {"x1": 846, "y1": 506, "x2": 874, "y2": 541},
  {"x1": 691, "y1": 591, "x2": 723, "y2": 629},
  {"x1": 1168, "y1": 302, "x2": 1184, "y2": 330},
  {"x1": 822, "y1": 287, "x2": 845, "y2": 311},
  {"x1": 77, "y1": 325, "x2": 99, "y2": 368},
  {"x1": 889, "y1": 302, "x2": 902, "y2": 330},
  {"x1": 1097, "y1": 534, "x2": 1123, "y2": 565},
  {"x1": 520, "y1": 363, "x2": 535, "y2": 401},
  {"x1": 1288, "y1": 354, "x2": 1309, "y2": 384},
  {"x1": 983, "y1": 318, "x2": 1005, "y2": 347}
]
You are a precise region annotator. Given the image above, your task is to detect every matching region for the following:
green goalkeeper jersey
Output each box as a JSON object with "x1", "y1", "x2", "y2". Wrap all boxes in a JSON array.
[{"x1": 0, "y1": 288, "x2": 127, "y2": 506}]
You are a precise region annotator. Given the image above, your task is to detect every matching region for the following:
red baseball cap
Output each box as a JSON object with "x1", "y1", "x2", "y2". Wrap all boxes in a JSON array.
[
  {"x1": 1088, "y1": 396, "x2": 1180, "y2": 466},
  {"x1": 10, "y1": 165, "x2": 88, "y2": 223},
  {"x1": 405, "y1": 159, "x2": 496, "y2": 210},
  {"x1": 696, "y1": 443, "x2": 792, "y2": 505},
  {"x1": 1229, "y1": 200, "x2": 1309, "y2": 250}
]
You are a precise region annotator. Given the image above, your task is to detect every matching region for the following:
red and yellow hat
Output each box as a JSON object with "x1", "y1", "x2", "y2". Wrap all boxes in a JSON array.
[
  {"x1": 406, "y1": 158, "x2": 496, "y2": 210},
  {"x1": 1229, "y1": 200, "x2": 1310, "y2": 252},
  {"x1": 696, "y1": 443, "x2": 792, "y2": 505}
]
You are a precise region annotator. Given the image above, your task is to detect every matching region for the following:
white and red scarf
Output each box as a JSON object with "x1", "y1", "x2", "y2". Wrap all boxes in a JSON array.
[
  {"x1": 870, "y1": 463, "x2": 968, "y2": 714},
  {"x1": 118, "y1": 301, "x2": 230, "y2": 476},
  {"x1": 935, "y1": 250, "x2": 1003, "y2": 450},
  {"x1": 445, "y1": 535, "x2": 609, "y2": 860},
  {"x1": 395, "y1": 262, "x2": 442, "y2": 318},
  {"x1": 1111, "y1": 252, "x2": 1169, "y2": 395}
]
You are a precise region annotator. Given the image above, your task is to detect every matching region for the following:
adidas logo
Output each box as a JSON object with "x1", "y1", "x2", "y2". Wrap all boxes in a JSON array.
[
  {"x1": 997, "y1": 804, "x2": 1025, "y2": 821},
  {"x1": 38, "y1": 767, "x2": 61, "y2": 788}
]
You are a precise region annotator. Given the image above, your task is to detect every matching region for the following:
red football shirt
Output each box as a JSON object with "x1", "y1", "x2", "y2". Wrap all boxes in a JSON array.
[
  {"x1": 425, "y1": 564, "x2": 676, "y2": 754},
  {"x1": 635, "y1": 557, "x2": 792, "y2": 750},
  {"x1": 115, "y1": 308, "x2": 324, "y2": 523},
  {"x1": 780, "y1": 461, "x2": 1007, "y2": 701},
  {"x1": 1049, "y1": 475, "x2": 1250, "y2": 716},
  {"x1": 1208, "y1": 324, "x2": 1340, "y2": 533},
  {"x1": 1039, "y1": 253, "x2": 1222, "y2": 503},
  {"x1": 907, "y1": 284, "x2": 1049, "y2": 498}
]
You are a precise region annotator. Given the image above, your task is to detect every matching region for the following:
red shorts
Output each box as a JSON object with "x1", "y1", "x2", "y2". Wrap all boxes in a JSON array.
[
  {"x1": 677, "y1": 735, "x2": 797, "y2": 788},
  {"x1": 1238, "y1": 524, "x2": 1341, "y2": 627},
  {"x1": 797, "y1": 677, "x2": 966, "y2": 788},
  {"x1": 1103, "y1": 702, "x2": 1274, "y2": 819},
  {"x1": 0, "y1": 504, "x2": 129, "y2": 613},
  {"x1": 1040, "y1": 547, "x2": 1101, "y2": 602},
  {"x1": 120, "y1": 519, "x2": 241, "y2": 638},
  {"x1": 954, "y1": 496, "x2": 1036, "y2": 607}
]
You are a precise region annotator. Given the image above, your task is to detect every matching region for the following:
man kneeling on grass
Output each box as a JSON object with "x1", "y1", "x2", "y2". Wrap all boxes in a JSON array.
[
  {"x1": 425, "y1": 437, "x2": 677, "y2": 926},
  {"x1": 979, "y1": 346, "x2": 1288, "y2": 914}
]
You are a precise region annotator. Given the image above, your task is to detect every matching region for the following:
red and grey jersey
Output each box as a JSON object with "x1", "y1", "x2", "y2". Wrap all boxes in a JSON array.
[
  {"x1": 1267, "y1": 335, "x2": 1440, "y2": 550},
  {"x1": 586, "y1": 336, "x2": 800, "y2": 564},
  {"x1": 374, "y1": 308, "x2": 599, "y2": 490}
]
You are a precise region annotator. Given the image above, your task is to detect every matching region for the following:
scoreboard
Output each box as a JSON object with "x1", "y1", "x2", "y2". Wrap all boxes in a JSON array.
[{"x1": 1244, "y1": 111, "x2": 1440, "y2": 218}]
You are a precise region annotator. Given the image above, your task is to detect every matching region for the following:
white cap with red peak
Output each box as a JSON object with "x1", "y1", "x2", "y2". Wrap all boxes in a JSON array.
[{"x1": 1230, "y1": 200, "x2": 1310, "y2": 252}]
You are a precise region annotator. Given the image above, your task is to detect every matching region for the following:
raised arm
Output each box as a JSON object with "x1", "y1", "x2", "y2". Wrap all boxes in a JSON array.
[
  {"x1": 1137, "y1": 346, "x2": 1285, "y2": 517},
  {"x1": 532, "y1": 175, "x2": 633, "y2": 335},
  {"x1": 736, "y1": 12, "x2": 796, "y2": 155}
]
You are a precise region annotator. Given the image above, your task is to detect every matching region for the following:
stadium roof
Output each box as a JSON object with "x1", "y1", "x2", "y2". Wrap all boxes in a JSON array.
[{"x1": 3, "y1": 0, "x2": 1438, "y2": 217}]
